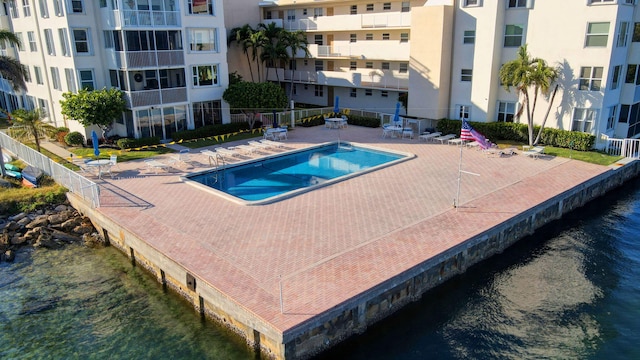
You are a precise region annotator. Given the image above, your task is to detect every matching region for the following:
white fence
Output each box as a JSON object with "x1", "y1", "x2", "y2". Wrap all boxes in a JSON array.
[
  {"x1": 603, "y1": 136, "x2": 640, "y2": 159},
  {"x1": 0, "y1": 131, "x2": 100, "y2": 208}
]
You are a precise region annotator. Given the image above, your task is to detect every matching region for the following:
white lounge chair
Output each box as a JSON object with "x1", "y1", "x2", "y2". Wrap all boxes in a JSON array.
[
  {"x1": 248, "y1": 140, "x2": 273, "y2": 150},
  {"x1": 144, "y1": 159, "x2": 170, "y2": 174},
  {"x1": 523, "y1": 146, "x2": 545, "y2": 159},
  {"x1": 418, "y1": 132, "x2": 442, "y2": 142},
  {"x1": 433, "y1": 134, "x2": 456, "y2": 144},
  {"x1": 233, "y1": 144, "x2": 258, "y2": 155},
  {"x1": 260, "y1": 139, "x2": 285, "y2": 148},
  {"x1": 215, "y1": 147, "x2": 242, "y2": 160}
]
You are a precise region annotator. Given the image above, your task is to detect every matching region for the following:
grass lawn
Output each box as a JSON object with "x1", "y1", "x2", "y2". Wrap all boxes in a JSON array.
[
  {"x1": 178, "y1": 132, "x2": 264, "y2": 149},
  {"x1": 495, "y1": 141, "x2": 622, "y2": 166},
  {"x1": 70, "y1": 146, "x2": 173, "y2": 162}
]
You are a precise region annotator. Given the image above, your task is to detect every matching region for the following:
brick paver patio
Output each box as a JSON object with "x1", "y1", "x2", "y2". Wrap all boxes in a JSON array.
[{"x1": 91, "y1": 126, "x2": 610, "y2": 331}]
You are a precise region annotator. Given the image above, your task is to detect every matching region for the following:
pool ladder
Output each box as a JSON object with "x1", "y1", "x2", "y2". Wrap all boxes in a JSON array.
[{"x1": 207, "y1": 153, "x2": 225, "y2": 185}]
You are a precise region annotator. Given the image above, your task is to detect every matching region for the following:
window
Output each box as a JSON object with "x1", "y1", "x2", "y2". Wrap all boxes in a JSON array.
[
  {"x1": 401, "y1": 2, "x2": 410, "y2": 12},
  {"x1": 350, "y1": 5, "x2": 357, "y2": 15},
  {"x1": 15, "y1": 33, "x2": 24, "y2": 51},
  {"x1": 457, "y1": 105, "x2": 470, "y2": 119},
  {"x1": 103, "y1": 30, "x2": 114, "y2": 48},
  {"x1": 188, "y1": 28, "x2": 217, "y2": 52},
  {"x1": 192, "y1": 100, "x2": 222, "y2": 128},
  {"x1": 572, "y1": 108, "x2": 596, "y2": 133},
  {"x1": 315, "y1": 60, "x2": 323, "y2": 71},
  {"x1": 350, "y1": 88, "x2": 357, "y2": 98},
  {"x1": 34, "y1": 66, "x2": 43, "y2": 84},
  {"x1": 365, "y1": 62, "x2": 373, "y2": 69},
  {"x1": 383, "y1": 3, "x2": 391, "y2": 10},
  {"x1": 24, "y1": 66, "x2": 31, "y2": 82},
  {"x1": 633, "y1": 23, "x2": 640, "y2": 42},
  {"x1": 350, "y1": 34, "x2": 357, "y2": 43},
  {"x1": 188, "y1": 0, "x2": 214, "y2": 15},
  {"x1": 585, "y1": 22, "x2": 610, "y2": 47},
  {"x1": 606, "y1": 105, "x2": 617, "y2": 130},
  {"x1": 53, "y1": 0, "x2": 63, "y2": 15},
  {"x1": 314, "y1": 85, "x2": 323, "y2": 97},
  {"x1": 302, "y1": 8, "x2": 307, "y2": 15},
  {"x1": 70, "y1": 0, "x2": 83, "y2": 13},
  {"x1": 579, "y1": 66, "x2": 603, "y2": 91},
  {"x1": 589, "y1": 0, "x2": 615, "y2": 3},
  {"x1": 464, "y1": 0, "x2": 479, "y2": 6},
  {"x1": 381, "y1": 91, "x2": 388, "y2": 97},
  {"x1": 382, "y1": 33, "x2": 390, "y2": 40},
  {"x1": 287, "y1": 9, "x2": 295, "y2": 21},
  {"x1": 59, "y1": 28, "x2": 70, "y2": 56},
  {"x1": 463, "y1": 30, "x2": 475, "y2": 44},
  {"x1": 400, "y1": 33, "x2": 409, "y2": 43},
  {"x1": 72, "y1": 28, "x2": 90, "y2": 54},
  {"x1": 619, "y1": 105, "x2": 629, "y2": 123},
  {"x1": 617, "y1": 22, "x2": 629, "y2": 47},
  {"x1": 313, "y1": 8, "x2": 322, "y2": 17},
  {"x1": 461, "y1": 69, "x2": 473, "y2": 82},
  {"x1": 365, "y1": 89, "x2": 372, "y2": 96},
  {"x1": 382, "y1": 62, "x2": 390, "y2": 70},
  {"x1": 626, "y1": 64, "x2": 640, "y2": 84},
  {"x1": 50, "y1": 67, "x2": 61, "y2": 90},
  {"x1": 366, "y1": 33, "x2": 373, "y2": 40},
  {"x1": 39, "y1": 0, "x2": 49, "y2": 17},
  {"x1": 504, "y1": 25, "x2": 524, "y2": 47},
  {"x1": 99, "y1": 0, "x2": 106, "y2": 7},
  {"x1": 497, "y1": 102, "x2": 516, "y2": 122},
  {"x1": 65, "y1": 68, "x2": 76, "y2": 92},
  {"x1": 44, "y1": 29, "x2": 55, "y2": 55},
  {"x1": 611, "y1": 65, "x2": 622, "y2": 89},
  {"x1": 78, "y1": 69, "x2": 94, "y2": 90},
  {"x1": 399, "y1": 63, "x2": 408, "y2": 73},
  {"x1": 508, "y1": 0, "x2": 527, "y2": 8},
  {"x1": 314, "y1": 34, "x2": 323, "y2": 45},
  {"x1": 22, "y1": 0, "x2": 31, "y2": 17},
  {"x1": 37, "y1": 99, "x2": 47, "y2": 116},
  {"x1": 366, "y1": 4, "x2": 374, "y2": 11},
  {"x1": 27, "y1": 31, "x2": 37, "y2": 51},
  {"x1": 350, "y1": 61, "x2": 356, "y2": 70},
  {"x1": 8, "y1": 0, "x2": 18, "y2": 18},
  {"x1": 191, "y1": 64, "x2": 218, "y2": 86}
]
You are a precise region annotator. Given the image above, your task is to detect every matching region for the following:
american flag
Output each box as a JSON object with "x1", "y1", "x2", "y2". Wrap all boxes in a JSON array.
[{"x1": 461, "y1": 119, "x2": 491, "y2": 149}]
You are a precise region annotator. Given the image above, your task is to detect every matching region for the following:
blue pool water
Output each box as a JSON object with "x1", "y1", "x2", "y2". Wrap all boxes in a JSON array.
[{"x1": 185, "y1": 142, "x2": 410, "y2": 204}]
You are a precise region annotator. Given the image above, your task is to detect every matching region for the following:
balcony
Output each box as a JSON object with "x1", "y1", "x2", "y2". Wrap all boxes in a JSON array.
[
  {"x1": 123, "y1": 87, "x2": 187, "y2": 108},
  {"x1": 114, "y1": 50, "x2": 184, "y2": 68},
  {"x1": 307, "y1": 42, "x2": 409, "y2": 61},
  {"x1": 276, "y1": 12, "x2": 411, "y2": 32},
  {"x1": 271, "y1": 69, "x2": 408, "y2": 90},
  {"x1": 110, "y1": 10, "x2": 180, "y2": 28}
]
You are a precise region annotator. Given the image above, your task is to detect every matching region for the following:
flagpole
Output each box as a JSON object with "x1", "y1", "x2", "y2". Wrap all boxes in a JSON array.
[{"x1": 455, "y1": 143, "x2": 463, "y2": 208}]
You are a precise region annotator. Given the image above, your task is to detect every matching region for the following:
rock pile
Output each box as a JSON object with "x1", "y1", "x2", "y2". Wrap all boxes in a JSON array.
[{"x1": 0, "y1": 203, "x2": 104, "y2": 263}]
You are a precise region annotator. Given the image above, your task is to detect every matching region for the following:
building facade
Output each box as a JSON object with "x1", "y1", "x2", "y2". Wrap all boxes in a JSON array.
[
  {"x1": 259, "y1": 0, "x2": 640, "y2": 146},
  {"x1": 1, "y1": 0, "x2": 233, "y2": 142}
]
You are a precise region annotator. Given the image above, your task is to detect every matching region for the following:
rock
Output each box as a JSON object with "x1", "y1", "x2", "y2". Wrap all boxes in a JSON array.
[
  {"x1": 48, "y1": 212, "x2": 70, "y2": 225},
  {"x1": 26, "y1": 215, "x2": 49, "y2": 229},
  {"x1": 51, "y1": 229, "x2": 81, "y2": 244},
  {"x1": 73, "y1": 224, "x2": 95, "y2": 235},
  {"x1": 3, "y1": 250, "x2": 15, "y2": 262},
  {"x1": 54, "y1": 204, "x2": 68, "y2": 212},
  {"x1": 9, "y1": 212, "x2": 27, "y2": 221},
  {"x1": 35, "y1": 235, "x2": 61, "y2": 249},
  {"x1": 83, "y1": 233, "x2": 105, "y2": 247},
  {"x1": 10, "y1": 235, "x2": 28, "y2": 246},
  {"x1": 0, "y1": 179, "x2": 13, "y2": 188},
  {"x1": 0, "y1": 233, "x2": 8, "y2": 246},
  {"x1": 17, "y1": 216, "x2": 31, "y2": 227},
  {"x1": 60, "y1": 218, "x2": 81, "y2": 232},
  {"x1": 6, "y1": 221, "x2": 20, "y2": 231}
]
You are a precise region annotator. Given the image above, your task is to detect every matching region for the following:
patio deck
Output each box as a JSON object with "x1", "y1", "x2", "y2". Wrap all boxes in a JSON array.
[{"x1": 80, "y1": 126, "x2": 611, "y2": 358}]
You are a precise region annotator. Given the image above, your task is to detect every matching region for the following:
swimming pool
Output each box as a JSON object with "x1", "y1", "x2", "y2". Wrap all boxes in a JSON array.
[{"x1": 182, "y1": 142, "x2": 414, "y2": 205}]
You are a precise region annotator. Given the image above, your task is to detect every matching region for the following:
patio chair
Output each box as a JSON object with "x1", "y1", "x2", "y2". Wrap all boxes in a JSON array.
[
  {"x1": 109, "y1": 154, "x2": 122, "y2": 170},
  {"x1": 71, "y1": 158, "x2": 96, "y2": 176},
  {"x1": 340, "y1": 115, "x2": 348, "y2": 128},
  {"x1": 144, "y1": 159, "x2": 170, "y2": 174},
  {"x1": 499, "y1": 147, "x2": 517, "y2": 157},
  {"x1": 523, "y1": 146, "x2": 545, "y2": 159},
  {"x1": 402, "y1": 125, "x2": 414, "y2": 139}
]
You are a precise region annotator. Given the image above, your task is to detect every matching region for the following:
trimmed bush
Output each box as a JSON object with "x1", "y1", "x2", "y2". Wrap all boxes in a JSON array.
[
  {"x1": 55, "y1": 127, "x2": 70, "y2": 144},
  {"x1": 116, "y1": 136, "x2": 161, "y2": 149},
  {"x1": 172, "y1": 122, "x2": 253, "y2": 141},
  {"x1": 435, "y1": 118, "x2": 595, "y2": 151},
  {"x1": 64, "y1": 131, "x2": 85, "y2": 146}
]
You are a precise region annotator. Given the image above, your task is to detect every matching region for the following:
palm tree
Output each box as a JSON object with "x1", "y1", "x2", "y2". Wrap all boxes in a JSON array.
[
  {"x1": 257, "y1": 22, "x2": 284, "y2": 82},
  {"x1": 281, "y1": 30, "x2": 310, "y2": 99},
  {"x1": 500, "y1": 44, "x2": 558, "y2": 146},
  {"x1": 9, "y1": 108, "x2": 55, "y2": 153},
  {"x1": 0, "y1": 29, "x2": 27, "y2": 91},
  {"x1": 228, "y1": 24, "x2": 256, "y2": 82}
]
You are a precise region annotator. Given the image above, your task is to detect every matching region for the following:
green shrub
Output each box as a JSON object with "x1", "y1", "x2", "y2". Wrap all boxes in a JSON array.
[
  {"x1": 116, "y1": 136, "x2": 161, "y2": 149},
  {"x1": 296, "y1": 112, "x2": 380, "y2": 128},
  {"x1": 64, "y1": 131, "x2": 85, "y2": 146},
  {"x1": 172, "y1": 122, "x2": 253, "y2": 141},
  {"x1": 435, "y1": 119, "x2": 595, "y2": 151}
]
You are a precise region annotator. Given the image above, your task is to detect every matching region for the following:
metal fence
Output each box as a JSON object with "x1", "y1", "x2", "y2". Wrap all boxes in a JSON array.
[
  {"x1": 602, "y1": 136, "x2": 640, "y2": 159},
  {"x1": 0, "y1": 131, "x2": 100, "y2": 208}
]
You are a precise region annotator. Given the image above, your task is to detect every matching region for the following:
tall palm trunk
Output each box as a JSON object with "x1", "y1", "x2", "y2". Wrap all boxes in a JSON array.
[{"x1": 533, "y1": 84, "x2": 559, "y2": 146}]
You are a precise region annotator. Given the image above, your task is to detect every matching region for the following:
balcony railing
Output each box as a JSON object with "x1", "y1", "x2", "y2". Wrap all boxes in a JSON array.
[
  {"x1": 124, "y1": 87, "x2": 187, "y2": 108},
  {"x1": 273, "y1": 69, "x2": 408, "y2": 90},
  {"x1": 279, "y1": 12, "x2": 411, "y2": 32},
  {"x1": 310, "y1": 42, "x2": 409, "y2": 61},
  {"x1": 116, "y1": 10, "x2": 180, "y2": 27},
  {"x1": 115, "y1": 50, "x2": 184, "y2": 68}
]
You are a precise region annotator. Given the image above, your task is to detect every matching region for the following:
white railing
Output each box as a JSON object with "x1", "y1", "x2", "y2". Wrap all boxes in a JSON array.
[
  {"x1": 604, "y1": 136, "x2": 640, "y2": 158},
  {"x1": 0, "y1": 132, "x2": 100, "y2": 208}
]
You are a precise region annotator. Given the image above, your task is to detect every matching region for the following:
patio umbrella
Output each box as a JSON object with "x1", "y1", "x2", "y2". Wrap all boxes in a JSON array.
[
  {"x1": 91, "y1": 130, "x2": 100, "y2": 157},
  {"x1": 393, "y1": 102, "x2": 401, "y2": 125},
  {"x1": 333, "y1": 96, "x2": 340, "y2": 114}
]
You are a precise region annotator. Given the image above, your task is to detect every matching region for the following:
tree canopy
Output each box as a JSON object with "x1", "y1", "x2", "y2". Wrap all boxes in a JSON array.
[
  {"x1": 60, "y1": 87, "x2": 126, "y2": 131},
  {"x1": 10, "y1": 108, "x2": 55, "y2": 153},
  {"x1": 0, "y1": 29, "x2": 26, "y2": 91},
  {"x1": 223, "y1": 81, "x2": 288, "y2": 129}
]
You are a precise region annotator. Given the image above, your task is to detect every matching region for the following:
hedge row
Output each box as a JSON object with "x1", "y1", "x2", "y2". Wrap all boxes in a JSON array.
[
  {"x1": 171, "y1": 122, "x2": 254, "y2": 141},
  {"x1": 296, "y1": 112, "x2": 379, "y2": 128},
  {"x1": 435, "y1": 119, "x2": 595, "y2": 151},
  {"x1": 116, "y1": 136, "x2": 161, "y2": 149}
]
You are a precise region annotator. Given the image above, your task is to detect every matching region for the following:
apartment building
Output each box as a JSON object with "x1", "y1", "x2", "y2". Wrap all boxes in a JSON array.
[
  {"x1": 259, "y1": 0, "x2": 640, "y2": 146},
  {"x1": 0, "y1": 0, "x2": 234, "y2": 142}
]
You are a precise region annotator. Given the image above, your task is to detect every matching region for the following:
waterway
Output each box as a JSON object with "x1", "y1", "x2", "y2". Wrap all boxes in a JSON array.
[{"x1": 1, "y1": 178, "x2": 639, "y2": 359}]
